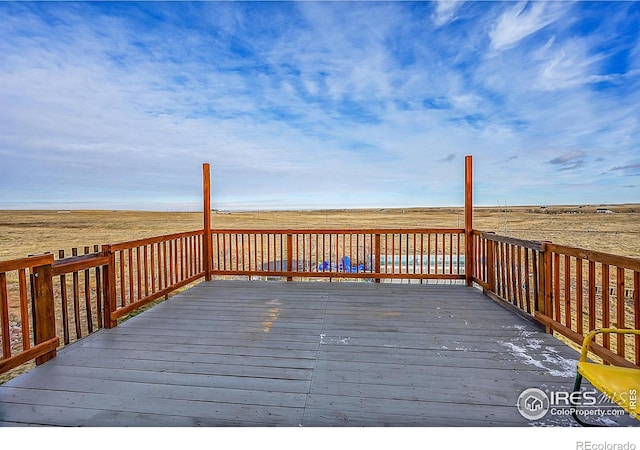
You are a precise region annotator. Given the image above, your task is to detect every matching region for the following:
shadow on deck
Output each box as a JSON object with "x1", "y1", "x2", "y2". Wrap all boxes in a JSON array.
[{"x1": 0, "y1": 280, "x2": 636, "y2": 427}]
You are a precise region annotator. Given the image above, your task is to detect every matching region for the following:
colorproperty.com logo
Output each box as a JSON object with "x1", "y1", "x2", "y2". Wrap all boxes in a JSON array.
[{"x1": 516, "y1": 387, "x2": 634, "y2": 421}]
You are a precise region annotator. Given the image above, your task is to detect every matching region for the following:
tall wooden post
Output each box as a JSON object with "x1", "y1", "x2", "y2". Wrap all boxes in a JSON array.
[
  {"x1": 203, "y1": 163, "x2": 212, "y2": 281},
  {"x1": 465, "y1": 155, "x2": 473, "y2": 286}
]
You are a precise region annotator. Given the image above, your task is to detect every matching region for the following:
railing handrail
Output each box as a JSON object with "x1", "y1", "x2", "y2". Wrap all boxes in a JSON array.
[
  {"x1": 0, "y1": 253, "x2": 54, "y2": 273},
  {"x1": 546, "y1": 242, "x2": 640, "y2": 271},
  {"x1": 472, "y1": 230, "x2": 546, "y2": 251},
  {"x1": 110, "y1": 229, "x2": 204, "y2": 251},
  {"x1": 211, "y1": 227, "x2": 465, "y2": 234},
  {"x1": 52, "y1": 252, "x2": 108, "y2": 276}
]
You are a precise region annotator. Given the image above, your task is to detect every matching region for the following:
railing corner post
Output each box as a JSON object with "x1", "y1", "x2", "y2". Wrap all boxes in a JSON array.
[
  {"x1": 102, "y1": 244, "x2": 117, "y2": 329},
  {"x1": 32, "y1": 259, "x2": 57, "y2": 365},
  {"x1": 464, "y1": 154, "x2": 473, "y2": 286},
  {"x1": 203, "y1": 163, "x2": 212, "y2": 282}
]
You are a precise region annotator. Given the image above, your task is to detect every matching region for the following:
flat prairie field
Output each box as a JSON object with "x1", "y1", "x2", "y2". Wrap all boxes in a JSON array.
[
  {"x1": 0, "y1": 204, "x2": 639, "y2": 261},
  {"x1": 0, "y1": 205, "x2": 638, "y2": 384}
]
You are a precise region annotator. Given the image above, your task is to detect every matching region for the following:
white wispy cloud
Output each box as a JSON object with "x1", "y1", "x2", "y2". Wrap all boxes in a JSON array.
[
  {"x1": 489, "y1": 1, "x2": 572, "y2": 51},
  {"x1": 432, "y1": 0, "x2": 465, "y2": 26},
  {"x1": 0, "y1": 2, "x2": 638, "y2": 211}
]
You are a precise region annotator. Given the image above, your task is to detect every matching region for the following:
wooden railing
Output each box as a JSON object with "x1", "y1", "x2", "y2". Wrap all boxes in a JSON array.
[
  {"x1": 538, "y1": 243, "x2": 640, "y2": 368},
  {"x1": 0, "y1": 254, "x2": 59, "y2": 373},
  {"x1": 1, "y1": 230, "x2": 205, "y2": 375},
  {"x1": 3, "y1": 224, "x2": 639, "y2": 375},
  {"x1": 471, "y1": 230, "x2": 640, "y2": 368},
  {"x1": 470, "y1": 231, "x2": 544, "y2": 319},
  {"x1": 53, "y1": 246, "x2": 108, "y2": 345},
  {"x1": 104, "y1": 230, "x2": 204, "y2": 325},
  {"x1": 210, "y1": 228, "x2": 466, "y2": 282}
]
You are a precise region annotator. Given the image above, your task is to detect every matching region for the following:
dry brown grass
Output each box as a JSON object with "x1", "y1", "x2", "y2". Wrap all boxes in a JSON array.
[
  {"x1": 1, "y1": 204, "x2": 639, "y2": 261},
  {"x1": 0, "y1": 205, "x2": 639, "y2": 383}
]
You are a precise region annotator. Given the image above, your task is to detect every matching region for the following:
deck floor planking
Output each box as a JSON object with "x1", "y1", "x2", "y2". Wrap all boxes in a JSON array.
[{"x1": 1, "y1": 280, "x2": 637, "y2": 427}]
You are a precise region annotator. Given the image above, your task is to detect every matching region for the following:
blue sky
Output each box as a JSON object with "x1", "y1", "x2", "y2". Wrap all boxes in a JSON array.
[{"x1": 0, "y1": 1, "x2": 639, "y2": 211}]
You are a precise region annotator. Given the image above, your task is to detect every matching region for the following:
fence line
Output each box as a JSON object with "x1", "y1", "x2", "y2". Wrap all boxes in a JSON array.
[
  {"x1": 210, "y1": 228, "x2": 465, "y2": 281},
  {"x1": 3, "y1": 226, "x2": 639, "y2": 375}
]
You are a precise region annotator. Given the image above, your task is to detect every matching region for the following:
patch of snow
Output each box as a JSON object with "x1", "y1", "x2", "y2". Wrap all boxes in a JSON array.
[
  {"x1": 319, "y1": 334, "x2": 355, "y2": 345},
  {"x1": 498, "y1": 324, "x2": 578, "y2": 377}
]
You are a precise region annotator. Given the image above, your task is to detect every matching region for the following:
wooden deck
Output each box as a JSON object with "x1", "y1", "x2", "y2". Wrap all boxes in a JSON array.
[{"x1": 0, "y1": 280, "x2": 636, "y2": 427}]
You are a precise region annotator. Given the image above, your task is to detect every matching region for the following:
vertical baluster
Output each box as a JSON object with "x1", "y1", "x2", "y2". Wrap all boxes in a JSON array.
[
  {"x1": 442, "y1": 233, "x2": 446, "y2": 275},
  {"x1": 59, "y1": 249, "x2": 70, "y2": 345},
  {"x1": 437, "y1": 233, "x2": 441, "y2": 276},
  {"x1": 374, "y1": 233, "x2": 381, "y2": 282},
  {"x1": 427, "y1": 233, "x2": 432, "y2": 274},
  {"x1": 616, "y1": 267, "x2": 625, "y2": 357},
  {"x1": 84, "y1": 246, "x2": 93, "y2": 334},
  {"x1": 498, "y1": 243, "x2": 505, "y2": 298},
  {"x1": 150, "y1": 243, "x2": 156, "y2": 294},
  {"x1": 516, "y1": 246, "x2": 523, "y2": 310},
  {"x1": 553, "y1": 252, "x2": 561, "y2": 323},
  {"x1": 94, "y1": 245, "x2": 103, "y2": 329},
  {"x1": 251, "y1": 233, "x2": 257, "y2": 273},
  {"x1": 266, "y1": 233, "x2": 271, "y2": 272},
  {"x1": 0, "y1": 272, "x2": 10, "y2": 358},
  {"x1": 457, "y1": 233, "x2": 461, "y2": 276},
  {"x1": 173, "y1": 239, "x2": 179, "y2": 284},
  {"x1": 156, "y1": 242, "x2": 163, "y2": 291},
  {"x1": 72, "y1": 248, "x2": 82, "y2": 339},
  {"x1": 183, "y1": 236, "x2": 188, "y2": 280},
  {"x1": 602, "y1": 264, "x2": 610, "y2": 349},
  {"x1": 487, "y1": 238, "x2": 496, "y2": 294},
  {"x1": 523, "y1": 248, "x2": 531, "y2": 313},
  {"x1": 163, "y1": 241, "x2": 169, "y2": 290},
  {"x1": 511, "y1": 244, "x2": 516, "y2": 304},
  {"x1": 18, "y1": 268, "x2": 31, "y2": 350},
  {"x1": 136, "y1": 246, "x2": 142, "y2": 301},
  {"x1": 169, "y1": 240, "x2": 174, "y2": 286},
  {"x1": 391, "y1": 233, "x2": 395, "y2": 275},
  {"x1": 575, "y1": 258, "x2": 583, "y2": 337},
  {"x1": 448, "y1": 233, "x2": 453, "y2": 275},
  {"x1": 245, "y1": 233, "x2": 250, "y2": 273},
  {"x1": 563, "y1": 255, "x2": 571, "y2": 329},
  {"x1": 143, "y1": 245, "x2": 149, "y2": 297},
  {"x1": 588, "y1": 261, "x2": 596, "y2": 332},
  {"x1": 405, "y1": 233, "x2": 409, "y2": 276}
]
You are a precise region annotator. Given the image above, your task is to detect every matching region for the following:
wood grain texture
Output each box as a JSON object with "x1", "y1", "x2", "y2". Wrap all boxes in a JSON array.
[{"x1": 1, "y1": 280, "x2": 636, "y2": 426}]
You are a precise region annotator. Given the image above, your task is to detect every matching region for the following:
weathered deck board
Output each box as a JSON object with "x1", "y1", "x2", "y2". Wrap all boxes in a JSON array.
[{"x1": 0, "y1": 280, "x2": 636, "y2": 427}]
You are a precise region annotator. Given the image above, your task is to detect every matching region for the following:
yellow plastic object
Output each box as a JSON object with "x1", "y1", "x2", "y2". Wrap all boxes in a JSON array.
[{"x1": 577, "y1": 328, "x2": 640, "y2": 420}]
